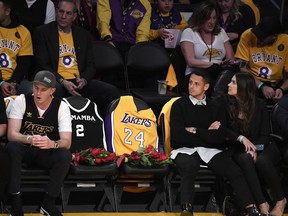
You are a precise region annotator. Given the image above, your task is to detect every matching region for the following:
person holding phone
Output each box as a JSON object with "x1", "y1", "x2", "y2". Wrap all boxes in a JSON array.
[{"x1": 220, "y1": 72, "x2": 286, "y2": 216}]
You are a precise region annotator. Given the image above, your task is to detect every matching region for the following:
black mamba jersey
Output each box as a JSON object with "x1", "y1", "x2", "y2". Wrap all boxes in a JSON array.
[{"x1": 63, "y1": 97, "x2": 106, "y2": 152}]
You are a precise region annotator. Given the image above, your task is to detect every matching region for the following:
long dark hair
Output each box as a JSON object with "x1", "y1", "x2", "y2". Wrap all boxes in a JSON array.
[
  {"x1": 188, "y1": 0, "x2": 221, "y2": 35},
  {"x1": 228, "y1": 72, "x2": 256, "y2": 134}
]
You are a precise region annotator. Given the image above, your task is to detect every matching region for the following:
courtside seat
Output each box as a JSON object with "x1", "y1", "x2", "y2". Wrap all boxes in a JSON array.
[
  {"x1": 159, "y1": 98, "x2": 222, "y2": 212},
  {"x1": 105, "y1": 96, "x2": 171, "y2": 212},
  {"x1": 124, "y1": 42, "x2": 180, "y2": 116},
  {"x1": 3, "y1": 96, "x2": 60, "y2": 212},
  {"x1": 69, "y1": 163, "x2": 117, "y2": 176},
  {"x1": 62, "y1": 96, "x2": 118, "y2": 212}
]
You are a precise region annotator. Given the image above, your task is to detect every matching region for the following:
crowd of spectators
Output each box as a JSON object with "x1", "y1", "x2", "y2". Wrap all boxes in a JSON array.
[{"x1": 0, "y1": 0, "x2": 287, "y2": 215}]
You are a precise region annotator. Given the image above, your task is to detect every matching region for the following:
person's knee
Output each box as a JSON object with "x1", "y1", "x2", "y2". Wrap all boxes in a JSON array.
[
  {"x1": 237, "y1": 153, "x2": 254, "y2": 165},
  {"x1": 255, "y1": 154, "x2": 269, "y2": 168},
  {"x1": 175, "y1": 161, "x2": 199, "y2": 175},
  {"x1": 6, "y1": 142, "x2": 22, "y2": 154},
  {"x1": 55, "y1": 149, "x2": 71, "y2": 165}
]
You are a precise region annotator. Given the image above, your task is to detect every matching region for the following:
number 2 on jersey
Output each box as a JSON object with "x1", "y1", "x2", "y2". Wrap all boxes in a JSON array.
[{"x1": 76, "y1": 124, "x2": 84, "y2": 137}]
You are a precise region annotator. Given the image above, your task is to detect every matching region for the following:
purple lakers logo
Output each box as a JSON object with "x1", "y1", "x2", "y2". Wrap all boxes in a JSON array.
[{"x1": 120, "y1": 113, "x2": 151, "y2": 127}]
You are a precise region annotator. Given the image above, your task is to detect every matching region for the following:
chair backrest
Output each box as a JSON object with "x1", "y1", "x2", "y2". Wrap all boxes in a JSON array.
[
  {"x1": 240, "y1": 0, "x2": 260, "y2": 25},
  {"x1": 170, "y1": 45, "x2": 187, "y2": 93},
  {"x1": 93, "y1": 41, "x2": 124, "y2": 72},
  {"x1": 271, "y1": 103, "x2": 280, "y2": 134},
  {"x1": 124, "y1": 42, "x2": 171, "y2": 90},
  {"x1": 158, "y1": 97, "x2": 181, "y2": 156},
  {"x1": 93, "y1": 41, "x2": 127, "y2": 89},
  {"x1": 105, "y1": 95, "x2": 159, "y2": 156},
  {"x1": 63, "y1": 96, "x2": 106, "y2": 152},
  {"x1": 271, "y1": 102, "x2": 288, "y2": 140}
]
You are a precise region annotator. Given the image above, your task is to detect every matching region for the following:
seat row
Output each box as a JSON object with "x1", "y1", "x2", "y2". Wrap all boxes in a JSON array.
[{"x1": 4, "y1": 93, "x2": 287, "y2": 213}]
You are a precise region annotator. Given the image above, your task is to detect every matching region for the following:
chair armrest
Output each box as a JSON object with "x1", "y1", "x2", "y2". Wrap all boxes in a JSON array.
[{"x1": 270, "y1": 133, "x2": 285, "y2": 142}]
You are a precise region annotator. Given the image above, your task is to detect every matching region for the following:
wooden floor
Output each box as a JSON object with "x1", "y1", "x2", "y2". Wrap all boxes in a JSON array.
[
  {"x1": 0, "y1": 213, "x2": 287, "y2": 216},
  {"x1": 0, "y1": 213, "x2": 222, "y2": 216}
]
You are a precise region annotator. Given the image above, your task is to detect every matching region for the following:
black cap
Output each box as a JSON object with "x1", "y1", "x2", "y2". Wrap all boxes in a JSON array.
[
  {"x1": 251, "y1": 17, "x2": 283, "y2": 40},
  {"x1": 33, "y1": 70, "x2": 56, "y2": 88}
]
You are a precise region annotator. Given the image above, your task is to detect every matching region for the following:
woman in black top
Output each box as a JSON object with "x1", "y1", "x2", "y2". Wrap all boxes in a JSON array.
[
  {"x1": 224, "y1": 72, "x2": 286, "y2": 216},
  {"x1": 216, "y1": 0, "x2": 253, "y2": 51}
]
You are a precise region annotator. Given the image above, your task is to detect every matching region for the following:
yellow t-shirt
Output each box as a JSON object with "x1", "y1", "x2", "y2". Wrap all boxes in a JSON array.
[
  {"x1": 58, "y1": 31, "x2": 80, "y2": 79},
  {"x1": 235, "y1": 29, "x2": 288, "y2": 82},
  {"x1": 0, "y1": 25, "x2": 33, "y2": 80}
]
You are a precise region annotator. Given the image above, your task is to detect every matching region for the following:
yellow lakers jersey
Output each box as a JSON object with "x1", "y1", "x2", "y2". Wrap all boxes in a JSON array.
[
  {"x1": 105, "y1": 96, "x2": 159, "y2": 156},
  {"x1": 158, "y1": 97, "x2": 180, "y2": 156},
  {"x1": 0, "y1": 25, "x2": 33, "y2": 80},
  {"x1": 58, "y1": 31, "x2": 80, "y2": 79},
  {"x1": 236, "y1": 30, "x2": 288, "y2": 82}
]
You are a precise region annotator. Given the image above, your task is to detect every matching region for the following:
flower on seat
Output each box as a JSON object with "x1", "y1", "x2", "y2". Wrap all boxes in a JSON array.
[
  {"x1": 72, "y1": 148, "x2": 116, "y2": 166},
  {"x1": 117, "y1": 145, "x2": 173, "y2": 167}
]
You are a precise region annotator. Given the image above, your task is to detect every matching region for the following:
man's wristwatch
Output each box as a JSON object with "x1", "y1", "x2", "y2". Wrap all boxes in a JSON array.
[
  {"x1": 54, "y1": 141, "x2": 59, "y2": 149},
  {"x1": 191, "y1": 127, "x2": 197, "y2": 134}
]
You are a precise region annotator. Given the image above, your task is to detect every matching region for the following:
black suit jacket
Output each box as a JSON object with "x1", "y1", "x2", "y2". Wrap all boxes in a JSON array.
[{"x1": 32, "y1": 21, "x2": 95, "y2": 82}]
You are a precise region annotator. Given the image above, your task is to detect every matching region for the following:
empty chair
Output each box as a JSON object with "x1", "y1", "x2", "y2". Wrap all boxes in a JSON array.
[
  {"x1": 124, "y1": 42, "x2": 180, "y2": 116},
  {"x1": 62, "y1": 96, "x2": 117, "y2": 212},
  {"x1": 105, "y1": 95, "x2": 170, "y2": 212},
  {"x1": 93, "y1": 41, "x2": 127, "y2": 91}
]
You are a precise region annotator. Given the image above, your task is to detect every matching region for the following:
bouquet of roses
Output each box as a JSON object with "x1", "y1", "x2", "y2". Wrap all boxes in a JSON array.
[
  {"x1": 117, "y1": 145, "x2": 173, "y2": 167},
  {"x1": 72, "y1": 148, "x2": 116, "y2": 166}
]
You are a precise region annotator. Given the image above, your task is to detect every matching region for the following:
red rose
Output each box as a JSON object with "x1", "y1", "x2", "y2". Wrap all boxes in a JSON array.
[
  {"x1": 95, "y1": 158, "x2": 103, "y2": 164},
  {"x1": 102, "y1": 153, "x2": 116, "y2": 162},
  {"x1": 73, "y1": 153, "x2": 81, "y2": 166},
  {"x1": 156, "y1": 154, "x2": 168, "y2": 161},
  {"x1": 144, "y1": 145, "x2": 154, "y2": 153},
  {"x1": 149, "y1": 150, "x2": 159, "y2": 158},
  {"x1": 130, "y1": 151, "x2": 141, "y2": 160},
  {"x1": 91, "y1": 148, "x2": 102, "y2": 157}
]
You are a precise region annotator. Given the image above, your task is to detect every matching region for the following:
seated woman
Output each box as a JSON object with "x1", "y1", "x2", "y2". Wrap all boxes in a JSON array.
[
  {"x1": 216, "y1": 0, "x2": 252, "y2": 51},
  {"x1": 180, "y1": 0, "x2": 238, "y2": 97},
  {"x1": 223, "y1": 72, "x2": 287, "y2": 216},
  {"x1": 149, "y1": 0, "x2": 188, "y2": 51}
]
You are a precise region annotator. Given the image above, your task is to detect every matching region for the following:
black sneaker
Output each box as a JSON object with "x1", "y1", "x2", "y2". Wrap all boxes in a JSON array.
[
  {"x1": 9, "y1": 194, "x2": 24, "y2": 216},
  {"x1": 222, "y1": 196, "x2": 246, "y2": 216},
  {"x1": 40, "y1": 200, "x2": 62, "y2": 216}
]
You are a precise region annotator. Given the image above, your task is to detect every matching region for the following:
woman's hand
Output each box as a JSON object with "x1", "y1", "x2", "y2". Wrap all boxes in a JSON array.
[
  {"x1": 226, "y1": 32, "x2": 239, "y2": 41},
  {"x1": 246, "y1": 149, "x2": 257, "y2": 162},
  {"x1": 242, "y1": 136, "x2": 257, "y2": 152}
]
